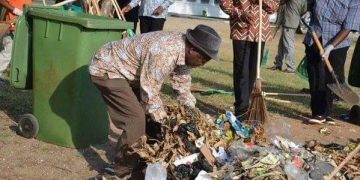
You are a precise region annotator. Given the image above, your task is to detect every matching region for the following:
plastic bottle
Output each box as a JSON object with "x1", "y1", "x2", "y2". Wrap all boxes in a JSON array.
[
  {"x1": 173, "y1": 153, "x2": 200, "y2": 166},
  {"x1": 284, "y1": 163, "x2": 309, "y2": 180},
  {"x1": 145, "y1": 162, "x2": 167, "y2": 180}
]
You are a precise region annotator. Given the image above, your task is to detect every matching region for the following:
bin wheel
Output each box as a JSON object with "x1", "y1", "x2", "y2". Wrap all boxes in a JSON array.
[{"x1": 18, "y1": 114, "x2": 39, "y2": 139}]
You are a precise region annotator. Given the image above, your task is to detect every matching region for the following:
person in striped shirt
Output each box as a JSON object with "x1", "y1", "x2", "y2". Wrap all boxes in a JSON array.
[{"x1": 220, "y1": 0, "x2": 280, "y2": 118}]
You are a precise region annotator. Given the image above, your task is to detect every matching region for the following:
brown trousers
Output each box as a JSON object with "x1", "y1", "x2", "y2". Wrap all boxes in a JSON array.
[{"x1": 91, "y1": 75, "x2": 145, "y2": 161}]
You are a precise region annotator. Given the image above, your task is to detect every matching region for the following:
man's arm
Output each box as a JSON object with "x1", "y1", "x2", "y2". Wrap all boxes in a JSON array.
[
  {"x1": 220, "y1": 0, "x2": 257, "y2": 24},
  {"x1": 330, "y1": 0, "x2": 360, "y2": 47},
  {"x1": 138, "y1": 45, "x2": 182, "y2": 123},
  {"x1": 170, "y1": 66, "x2": 196, "y2": 109},
  {"x1": 153, "y1": 0, "x2": 175, "y2": 15},
  {"x1": 322, "y1": 1, "x2": 360, "y2": 58},
  {"x1": 122, "y1": 0, "x2": 140, "y2": 13},
  {"x1": 343, "y1": 0, "x2": 360, "y2": 33},
  {"x1": 0, "y1": 0, "x2": 14, "y2": 12},
  {"x1": 160, "y1": 0, "x2": 174, "y2": 9},
  {"x1": 262, "y1": 0, "x2": 280, "y2": 14},
  {"x1": 219, "y1": 0, "x2": 243, "y2": 18},
  {"x1": 0, "y1": 0, "x2": 22, "y2": 16}
]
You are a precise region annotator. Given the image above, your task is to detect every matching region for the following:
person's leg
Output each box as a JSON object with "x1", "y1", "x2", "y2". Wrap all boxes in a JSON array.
[
  {"x1": 324, "y1": 47, "x2": 349, "y2": 116},
  {"x1": 139, "y1": 16, "x2": 151, "y2": 34},
  {"x1": 133, "y1": 21, "x2": 138, "y2": 33},
  {"x1": 149, "y1": 17, "x2": 165, "y2": 32},
  {"x1": 272, "y1": 28, "x2": 285, "y2": 70},
  {"x1": 0, "y1": 34, "x2": 13, "y2": 78},
  {"x1": 283, "y1": 27, "x2": 296, "y2": 72},
  {"x1": 306, "y1": 44, "x2": 327, "y2": 119},
  {"x1": 249, "y1": 41, "x2": 265, "y2": 94},
  {"x1": 91, "y1": 75, "x2": 145, "y2": 176},
  {"x1": 234, "y1": 40, "x2": 257, "y2": 118}
]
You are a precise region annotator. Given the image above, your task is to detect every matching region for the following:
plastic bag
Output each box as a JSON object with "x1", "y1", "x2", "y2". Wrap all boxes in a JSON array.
[
  {"x1": 284, "y1": 162, "x2": 309, "y2": 180},
  {"x1": 296, "y1": 56, "x2": 308, "y2": 80},
  {"x1": 145, "y1": 162, "x2": 167, "y2": 180}
]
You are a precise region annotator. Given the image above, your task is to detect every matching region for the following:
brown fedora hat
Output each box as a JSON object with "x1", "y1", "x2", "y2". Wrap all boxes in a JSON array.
[{"x1": 186, "y1": 24, "x2": 222, "y2": 61}]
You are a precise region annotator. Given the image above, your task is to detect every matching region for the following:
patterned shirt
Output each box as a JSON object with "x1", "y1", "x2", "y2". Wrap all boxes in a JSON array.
[
  {"x1": 304, "y1": 0, "x2": 360, "y2": 49},
  {"x1": 219, "y1": 0, "x2": 280, "y2": 42},
  {"x1": 129, "y1": 0, "x2": 174, "y2": 19},
  {"x1": 89, "y1": 32, "x2": 196, "y2": 121}
]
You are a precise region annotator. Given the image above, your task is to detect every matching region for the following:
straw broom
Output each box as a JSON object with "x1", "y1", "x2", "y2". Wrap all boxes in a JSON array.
[{"x1": 247, "y1": 0, "x2": 269, "y2": 125}]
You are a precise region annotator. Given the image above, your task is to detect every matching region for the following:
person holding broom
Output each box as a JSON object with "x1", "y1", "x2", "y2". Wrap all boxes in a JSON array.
[
  {"x1": 304, "y1": 0, "x2": 360, "y2": 124},
  {"x1": 89, "y1": 24, "x2": 221, "y2": 178},
  {"x1": 219, "y1": 0, "x2": 280, "y2": 118}
]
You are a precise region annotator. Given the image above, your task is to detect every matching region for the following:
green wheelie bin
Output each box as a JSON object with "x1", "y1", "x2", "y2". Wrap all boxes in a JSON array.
[{"x1": 10, "y1": 6, "x2": 132, "y2": 148}]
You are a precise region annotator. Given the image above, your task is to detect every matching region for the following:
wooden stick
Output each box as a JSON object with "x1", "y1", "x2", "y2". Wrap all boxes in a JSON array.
[
  {"x1": 324, "y1": 144, "x2": 360, "y2": 180},
  {"x1": 110, "y1": 0, "x2": 122, "y2": 20},
  {"x1": 264, "y1": 92, "x2": 310, "y2": 97},
  {"x1": 256, "y1": 0, "x2": 263, "y2": 80},
  {"x1": 265, "y1": 97, "x2": 291, "y2": 104},
  {"x1": 91, "y1": 0, "x2": 101, "y2": 15},
  {"x1": 112, "y1": 0, "x2": 126, "y2": 21},
  {"x1": 52, "y1": 0, "x2": 77, "y2": 7}
]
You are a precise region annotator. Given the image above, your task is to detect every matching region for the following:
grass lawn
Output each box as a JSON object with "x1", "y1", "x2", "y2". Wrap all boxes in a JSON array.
[
  {"x1": 162, "y1": 16, "x2": 359, "y2": 119},
  {"x1": 0, "y1": 16, "x2": 358, "y2": 129}
]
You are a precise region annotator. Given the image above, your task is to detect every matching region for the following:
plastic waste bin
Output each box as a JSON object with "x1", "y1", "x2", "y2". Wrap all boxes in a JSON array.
[{"x1": 10, "y1": 6, "x2": 132, "y2": 148}]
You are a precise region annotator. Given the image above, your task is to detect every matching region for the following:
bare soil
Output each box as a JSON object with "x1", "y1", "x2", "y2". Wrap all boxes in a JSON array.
[{"x1": 0, "y1": 16, "x2": 359, "y2": 180}]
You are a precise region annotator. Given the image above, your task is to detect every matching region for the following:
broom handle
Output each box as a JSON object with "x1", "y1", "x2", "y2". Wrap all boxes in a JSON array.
[
  {"x1": 324, "y1": 143, "x2": 360, "y2": 180},
  {"x1": 52, "y1": 0, "x2": 77, "y2": 7},
  {"x1": 257, "y1": 0, "x2": 263, "y2": 79},
  {"x1": 91, "y1": 0, "x2": 101, "y2": 15},
  {"x1": 112, "y1": 0, "x2": 127, "y2": 21},
  {"x1": 264, "y1": 92, "x2": 310, "y2": 97},
  {"x1": 111, "y1": 0, "x2": 122, "y2": 20}
]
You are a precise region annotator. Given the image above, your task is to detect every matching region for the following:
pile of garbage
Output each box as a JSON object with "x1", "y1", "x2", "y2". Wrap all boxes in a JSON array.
[
  {"x1": 129, "y1": 104, "x2": 359, "y2": 179},
  {"x1": 313, "y1": 142, "x2": 360, "y2": 179}
]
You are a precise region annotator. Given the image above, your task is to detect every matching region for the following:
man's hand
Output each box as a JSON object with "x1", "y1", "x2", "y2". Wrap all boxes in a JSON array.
[
  {"x1": 153, "y1": 6, "x2": 164, "y2": 16},
  {"x1": 322, "y1": 44, "x2": 334, "y2": 60},
  {"x1": 12, "y1": 8, "x2": 23, "y2": 16},
  {"x1": 240, "y1": 11, "x2": 256, "y2": 25},
  {"x1": 122, "y1": 5, "x2": 132, "y2": 14}
]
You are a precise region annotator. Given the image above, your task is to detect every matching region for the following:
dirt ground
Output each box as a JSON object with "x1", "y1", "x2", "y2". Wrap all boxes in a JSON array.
[{"x1": 0, "y1": 16, "x2": 359, "y2": 179}]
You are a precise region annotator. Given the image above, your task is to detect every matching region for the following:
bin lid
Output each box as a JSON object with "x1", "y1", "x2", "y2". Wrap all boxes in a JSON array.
[{"x1": 28, "y1": 8, "x2": 133, "y2": 30}]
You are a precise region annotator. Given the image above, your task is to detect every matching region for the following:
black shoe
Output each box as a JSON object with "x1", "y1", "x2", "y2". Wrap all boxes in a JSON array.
[
  {"x1": 300, "y1": 88, "x2": 310, "y2": 94},
  {"x1": 0, "y1": 78, "x2": 8, "y2": 86},
  {"x1": 309, "y1": 115, "x2": 326, "y2": 124},
  {"x1": 268, "y1": 66, "x2": 281, "y2": 71},
  {"x1": 325, "y1": 116, "x2": 336, "y2": 125}
]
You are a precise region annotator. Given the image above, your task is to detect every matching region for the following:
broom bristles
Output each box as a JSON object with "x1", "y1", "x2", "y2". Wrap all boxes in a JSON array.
[{"x1": 246, "y1": 79, "x2": 269, "y2": 125}]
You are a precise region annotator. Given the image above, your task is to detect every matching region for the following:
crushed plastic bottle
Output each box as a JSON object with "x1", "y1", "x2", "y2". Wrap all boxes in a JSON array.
[
  {"x1": 228, "y1": 141, "x2": 259, "y2": 161},
  {"x1": 173, "y1": 153, "x2": 200, "y2": 166},
  {"x1": 284, "y1": 162, "x2": 309, "y2": 180},
  {"x1": 145, "y1": 162, "x2": 167, "y2": 180}
]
